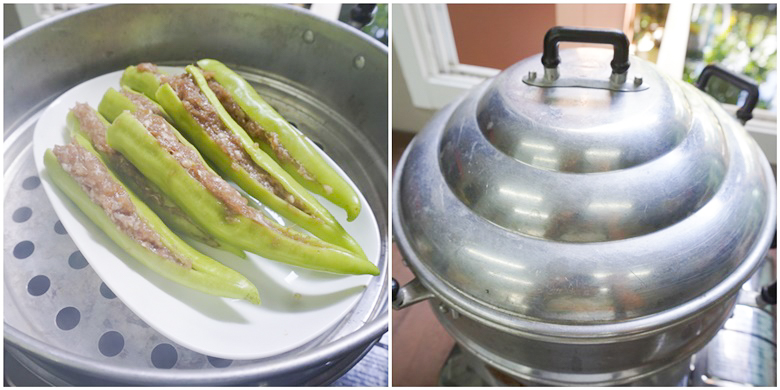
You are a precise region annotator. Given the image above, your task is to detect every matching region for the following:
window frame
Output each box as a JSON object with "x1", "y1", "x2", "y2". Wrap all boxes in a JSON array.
[
  {"x1": 394, "y1": 4, "x2": 499, "y2": 110},
  {"x1": 394, "y1": 3, "x2": 776, "y2": 163}
]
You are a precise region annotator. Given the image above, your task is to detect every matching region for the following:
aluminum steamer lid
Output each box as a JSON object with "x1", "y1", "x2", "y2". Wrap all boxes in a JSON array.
[{"x1": 393, "y1": 28, "x2": 776, "y2": 329}]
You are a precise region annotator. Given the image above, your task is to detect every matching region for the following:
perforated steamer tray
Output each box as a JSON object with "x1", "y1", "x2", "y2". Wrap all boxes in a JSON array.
[{"x1": 4, "y1": 65, "x2": 388, "y2": 385}]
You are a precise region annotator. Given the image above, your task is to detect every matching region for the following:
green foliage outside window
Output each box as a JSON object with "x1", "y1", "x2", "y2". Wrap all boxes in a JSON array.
[
  {"x1": 684, "y1": 4, "x2": 776, "y2": 112},
  {"x1": 362, "y1": 4, "x2": 388, "y2": 45}
]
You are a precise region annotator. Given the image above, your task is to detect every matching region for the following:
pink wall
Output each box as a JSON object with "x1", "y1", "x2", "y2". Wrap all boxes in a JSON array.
[
  {"x1": 448, "y1": 4, "x2": 557, "y2": 70},
  {"x1": 448, "y1": 4, "x2": 627, "y2": 70}
]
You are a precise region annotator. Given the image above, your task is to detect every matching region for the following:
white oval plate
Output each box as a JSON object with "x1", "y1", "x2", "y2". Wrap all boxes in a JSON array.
[{"x1": 32, "y1": 68, "x2": 381, "y2": 360}]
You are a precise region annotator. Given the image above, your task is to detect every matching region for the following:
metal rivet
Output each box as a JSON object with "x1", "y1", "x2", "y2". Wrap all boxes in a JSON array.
[
  {"x1": 302, "y1": 30, "x2": 314, "y2": 43},
  {"x1": 528, "y1": 71, "x2": 537, "y2": 80},
  {"x1": 451, "y1": 309, "x2": 460, "y2": 320},
  {"x1": 438, "y1": 304, "x2": 449, "y2": 314},
  {"x1": 354, "y1": 55, "x2": 365, "y2": 69},
  {"x1": 634, "y1": 76, "x2": 643, "y2": 86}
]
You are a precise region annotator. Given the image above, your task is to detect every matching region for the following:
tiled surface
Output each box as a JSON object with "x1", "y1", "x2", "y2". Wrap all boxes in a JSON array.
[{"x1": 391, "y1": 131, "x2": 455, "y2": 387}]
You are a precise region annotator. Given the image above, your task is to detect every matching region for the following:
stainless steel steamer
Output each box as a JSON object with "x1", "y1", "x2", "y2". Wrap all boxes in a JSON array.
[
  {"x1": 392, "y1": 27, "x2": 776, "y2": 386},
  {"x1": 4, "y1": 4, "x2": 388, "y2": 385}
]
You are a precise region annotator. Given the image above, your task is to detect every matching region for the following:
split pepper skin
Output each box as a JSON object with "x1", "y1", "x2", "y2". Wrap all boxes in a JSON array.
[
  {"x1": 77, "y1": 97, "x2": 245, "y2": 258},
  {"x1": 44, "y1": 135, "x2": 261, "y2": 304},
  {"x1": 98, "y1": 86, "x2": 171, "y2": 123},
  {"x1": 197, "y1": 59, "x2": 362, "y2": 221},
  {"x1": 106, "y1": 111, "x2": 380, "y2": 275},
  {"x1": 155, "y1": 66, "x2": 366, "y2": 259},
  {"x1": 120, "y1": 63, "x2": 366, "y2": 259},
  {"x1": 119, "y1": 65, "x2": 162, "y2": 100},
  {"x1": 121, "y1": 61, "x2": 360, "y2": 221}
]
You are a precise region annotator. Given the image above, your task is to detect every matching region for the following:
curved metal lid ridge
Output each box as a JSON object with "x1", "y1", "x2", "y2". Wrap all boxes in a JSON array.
[
  {"x1": 438, "y1": 61, "x2": 730, "y2": 243},
  {"x1": 395, "y1": 47, "x2": 775, "y2": 326},
  {"x1": 475, "y1": 49, "x2": 694, "y2": 174}
]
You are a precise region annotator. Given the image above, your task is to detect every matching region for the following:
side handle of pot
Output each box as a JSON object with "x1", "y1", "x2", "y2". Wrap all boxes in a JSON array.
[
  {"x1": 392, "y1": 278, "x2": 434, "y2": 310},
  {"x1": 760, "y1": 281, "x2": 776, "y2": 305},
  {"x1": 695, "y1": 64, "x2": 759, "y2": 125}
]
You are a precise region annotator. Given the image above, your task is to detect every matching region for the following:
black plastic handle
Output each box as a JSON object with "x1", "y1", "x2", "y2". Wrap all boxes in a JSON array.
[
  {"x1": 760, "y1": 281, "x2": 776, "y2": 305},
  {"x1": 542, "y1": 26, "x2": 631, "y2": 74},
  {"x1": 349, "y1": 4, "x2": 376, "y2": 29},
  {"x1": 695, "y1": 64, "x2": 759, "y2": 124}
]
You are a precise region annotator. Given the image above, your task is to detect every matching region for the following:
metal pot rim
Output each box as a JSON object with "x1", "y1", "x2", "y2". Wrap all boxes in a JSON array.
[
  {"x1": 440, "y1": 317, "x2": 697, "y2": 386},
  {"x1": 392, "y1": 119, "x2": 776, "y2": 340},
  {"x1": 4, "y1": 317, "x2": 387, "y2": 385},
  {"x1": 4, "y1": 4, "x2": 388, "y2": 56}
]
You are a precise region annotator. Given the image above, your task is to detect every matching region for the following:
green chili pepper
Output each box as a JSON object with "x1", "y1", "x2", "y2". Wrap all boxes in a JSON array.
[
  {"x1": 97, "y1": 87, "x2": 171, "y2": 123},
  {"x1": 44, "y1": 136, "x2": 261, "y2": 304},
  {"x1": 197, "y1": 59, "x2": 362, "y2": 221},
  {"x1": 152, "y1": 65, "x2": 366, "y2": 259},
  {"x1": 106, "y1": 111, "x2": 379, "y2": 275},
  {"x1": 119, "y1": 65, "x2": 163, "y2": 101},
  {"x1": 72, "y1": 100, "x2": 245, "y2": 259}
]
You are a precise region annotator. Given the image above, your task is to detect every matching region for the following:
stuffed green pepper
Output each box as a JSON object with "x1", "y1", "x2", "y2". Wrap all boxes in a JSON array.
[
  {"x1": 44, "y1": 136, "x2": 260, "y2": 304},
  {"x1": 121, "y1": 63, "x2": 365, "y2": 259},
  {"x1": 119, "y1": 63, "x2": 164, "y2": 100},
  {"x1": 97, "y1": 86, "x2": 170, "y2": 123},
  {"x1": 106, "y1": 109, "x2": 379, "y2": 275},
  {"x1": 197, "y1": 59, "x2": 361, "y2": 221},
  {"x1": 68, "y1": 101, "x2": 244, "y2": 258}
]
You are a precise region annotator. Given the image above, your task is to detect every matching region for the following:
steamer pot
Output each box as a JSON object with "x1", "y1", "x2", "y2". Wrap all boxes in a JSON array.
[
  {"x1": 392, "y1": 27, "x2": 775, "y2": 386},
  {"x1": 4, "y1": 4, "x2": 388, "y2": 385}
]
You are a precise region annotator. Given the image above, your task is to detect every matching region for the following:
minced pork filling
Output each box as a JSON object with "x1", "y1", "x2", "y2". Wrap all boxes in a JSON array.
[
  {"x1": 204, "y1": 76, "x2": 315, "y2": 182},
  {"x1": 71, "y1": 103, "x2": 112, "y2": 156},
  {"x1": 70, "y1": 104, "x2": 190, "y2": 222},
  {"x1": 120, "y1": 89, "x2": 167, "y2": 118},
  {"x1": 134, "y1": 110, "x2": 328, "y2": 248},
  {"x1": 166, "y1": 74, "x2": 308, "y2": 209},
  {"x1": 136, "y1": 62, "x2": 159, "y2": 74},
  {"x1": 52, "y1": 141, "x2": 192, "y2": 268}
]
